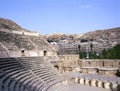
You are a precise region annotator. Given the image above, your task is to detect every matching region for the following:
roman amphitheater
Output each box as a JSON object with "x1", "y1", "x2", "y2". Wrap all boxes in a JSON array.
[{"x1": 0, "y1": 18, "x2": 120, "y2": 91}]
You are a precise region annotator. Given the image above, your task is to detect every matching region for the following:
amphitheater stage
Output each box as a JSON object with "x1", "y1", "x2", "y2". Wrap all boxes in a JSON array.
[{"x1": 60, "y1": 72, "x2": 120, "y2": 91}]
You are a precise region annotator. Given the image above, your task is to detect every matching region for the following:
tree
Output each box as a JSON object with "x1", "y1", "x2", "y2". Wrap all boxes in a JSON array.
[
  {"x1": 100, "y1": 44, "x2": 120, "y2": 59},
  {"x1": 80, "y1": 52, "x2": 84, "y2": 59},
  {"x1": 81, "y1": 39, "x2": 88, "y2": 42},
  {"x1": 90, "y1": 43, "x2": 93, "y2": 58},
  {"x1": 90, "y1": 43, "x2": 93, "y2": 52},
  {"x1": 78, "y1": 45, "x2": 81, "y2": 51},
  {"x1": 100, "y1": 49, "x2": 107, "y2": 59},
  {"x1": 78, "y1": 45, "x2": 81, "y2": 58}
]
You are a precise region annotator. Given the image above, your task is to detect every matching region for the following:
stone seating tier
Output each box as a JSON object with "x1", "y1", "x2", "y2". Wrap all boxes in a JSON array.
[
  {"x1": 0, "y1": 57, "x2": 62, "y2": 91},
  {"x1": 0, "y1": 18, "x2": 22, "y2": 30},
  {"x1": 28, "y1": 36, "x2": 49, "y2": 50},
  {"x1": 0, "y1": 31, "x2": 35, "y2": 50},
  {"x1": 0, "y1": 43, "x2": 6, "y2": 51}
]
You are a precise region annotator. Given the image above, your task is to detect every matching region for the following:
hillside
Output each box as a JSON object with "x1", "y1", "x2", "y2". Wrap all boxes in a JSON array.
[
  {"x1": 45, "y1": 33, "x2": 82, "y2": 43},
  {"x1": 45, "y1": 27, "x2": 120, "y2": 43},
  {"x1": 83, "y1": 27, "x2": 120, "y2": 41},
  {"x1": 0, "y1": 18, "x2": 22, "y2": 30}
]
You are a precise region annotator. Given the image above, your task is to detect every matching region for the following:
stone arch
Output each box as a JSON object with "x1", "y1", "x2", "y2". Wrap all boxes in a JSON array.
[{"x1": 54, "y1": 65, "x2": 59, "y2": 70}]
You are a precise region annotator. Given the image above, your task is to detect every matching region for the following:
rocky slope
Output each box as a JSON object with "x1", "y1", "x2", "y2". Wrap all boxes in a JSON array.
[{"x1": 45, "y1": 27, "x2": 120, "y2": 43}]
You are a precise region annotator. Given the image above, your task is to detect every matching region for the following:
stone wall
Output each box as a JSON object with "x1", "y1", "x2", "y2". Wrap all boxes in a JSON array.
[
  {"x1": 78, "y1": 59, "x2": 120, "y2": 76},
  {"x1": 58, "y1": 54, "x2": 79, "y2": 67},
  {"x1": 78, "y1": 59, "x2": 120, "y2": 68},
  {"x1": 1, "y1": 50, "x2": 58, "y2": 58}
]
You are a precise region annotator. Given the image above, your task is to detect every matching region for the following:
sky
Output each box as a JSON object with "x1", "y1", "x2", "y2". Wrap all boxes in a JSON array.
[{"x1": 0, "y1": 0, "x2": 120, "y2": 35}]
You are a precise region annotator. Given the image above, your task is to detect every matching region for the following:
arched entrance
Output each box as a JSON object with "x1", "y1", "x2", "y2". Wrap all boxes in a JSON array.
[
  {"x1": 21, "y1": 50, "x2": 25, "y2": 56},
  {"x1": 54, "y1": 65, "x2": 59, "y2": 70},
  {"x1": 44, "y1": 50, "x2": 47, "y2": 56}
]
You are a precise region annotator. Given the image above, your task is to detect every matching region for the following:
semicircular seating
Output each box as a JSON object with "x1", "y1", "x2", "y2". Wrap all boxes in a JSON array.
[{"x1": 0, "y1": 57, "x2": 63, "y2": 91}]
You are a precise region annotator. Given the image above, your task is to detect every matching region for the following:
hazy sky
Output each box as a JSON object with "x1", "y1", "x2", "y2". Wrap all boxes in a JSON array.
[{"x1": 0, "y1": 0, "x2": 120, "y2": 34}]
